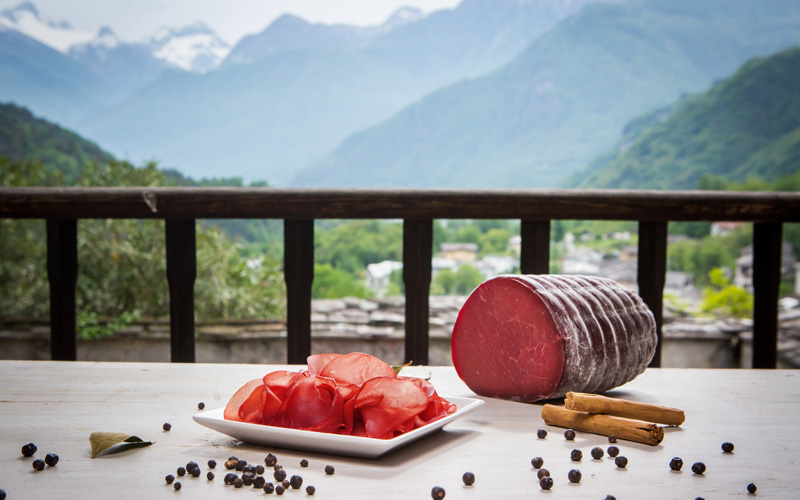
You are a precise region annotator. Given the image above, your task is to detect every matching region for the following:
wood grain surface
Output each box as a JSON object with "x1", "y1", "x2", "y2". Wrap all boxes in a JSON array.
[{"x1": 0, "y1": 361, "x2": 798, "y2": 499}]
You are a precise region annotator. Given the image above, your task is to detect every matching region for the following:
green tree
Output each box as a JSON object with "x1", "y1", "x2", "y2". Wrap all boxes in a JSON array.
[
  {"x1": 0, "y1": 158, "x2": 285, "y2": 338},
  {"x1": 701, "y1": 268, "x2": 753, "y2": 318},
  {"x1": 312, "y1": 263, "x2": 371, "y2": 299},
  {"x1": 479, "y1": 228, "x2": 512, "y2": 255}
]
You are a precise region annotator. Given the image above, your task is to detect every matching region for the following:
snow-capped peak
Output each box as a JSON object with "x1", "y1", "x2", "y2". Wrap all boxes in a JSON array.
[
  {"x1": 0, "y1": 1, "x2": 93, "y2": 52},
  {"x1": 381, "y1": 6, "x2": 424, "y2": 31},
  {"x1": 149, "y1": 20, "x2": 230, "y2": 73}
]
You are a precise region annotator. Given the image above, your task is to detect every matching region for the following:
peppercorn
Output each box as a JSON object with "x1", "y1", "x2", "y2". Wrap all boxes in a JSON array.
[
  {"x1": 669, "y1": 457, "x2": 683, "y2": 471},
  {"x1": 243, "y1": 464, "x2": 256, "y2": 475},
  {"x1": 44, "y1": 453, "x2": 59, "y2": 467},
  {"x1": 537, "y1": 469, "x2": 550, "y2": 480},
  {"x1": 173, "y1": 482, "x2": 181, "y2": 491},
  {"x1": 208, "y1": 459, "x2": 217, "y2": 469},
  {"x1": 224, "y1": 473, "x2": 238, "y2": 485},
  {"x1": 290, "y1": 475, "x2": 303, "y2": 489},
  {"x1": 300, "y1": 459, "x2": 309, "y2": 468},
  {"x1": 571, "y1": 449, "x2": 583, "y2": 461},
  {"x1": 531, "y1": 457, "x2": 544, "y2": 469},
  {"x1": 608, "y1": 435, "x2": 617, "y2": 443},
  {"x1": 275, "y1": 485, "x2": 285, "y2": 495},
  {"x1": 537, "y1": 429, "x2": 547, "y2": 439},
  {"x1": 607, "y1": 446, "x2": 620, "y2": 457},
  {"x1": 747, "y1": 483, "x2": 757, "y2": 494},
  {"x1": 235, "y1": 459, "x2": 248, "y2": 471},
  {"x1": 306, "y1": 485, "x2": 316, "y2": 495},
  {"x1": 207, "y1": 471, "x2": 215, "y2": 480},
  {"x1": 242, "y1": 473, "x2": 255, "y2": 486},
  {"x1": 691, "y1": 462, "x2": 706, "y2": 475},
  {"x1": 568, "y1": 469, "x2": 582, "y2": 483},
  {"x1": 282, "y1": 480, "x2": 290, "y2": 489},
  {"x1": 274, "y1": 468, "x2": 287, "y2": 482},
  {"x1": 431, "y1": 486, "x2": 446, "y2": 499},
  {"x1": 539, "y1": 477, "x2": 554, "y2": 490},
  {"x1": 324, "y1": 465, "x2": 335, "y2": 475},
  {"x1": 263, "y1": 482, "x2": 275, "y2": 493},
  {"x1": 254, "y1": 476, "x2": 266, "y2": 489},
  {"x1": 564, "y1": 429, "x2": 576, "y2": 440},
  {"x1": 186, "y1": 461, "x2": 198, "y2": 470},
  {"x1": 722, "y1": 442, "x2": 735, "y2": 453},
  {"x1": 256, "y1": 465, "x2": 265, "y2": 475},
  {"x1": 233, "y1": 477, "x2": 244, "y2": 488},
  {"x1": 165, "y1": 474, "x2": 175, "y2": 484},
  {"x1": 163, "y1": 422, "x2": 171, "y2": 431},
  {"x1": 591, "y1": 447, "x2": 604, "y2": 459},
  {"x1": 177, "y1": 467, "x2": 186, "y2": 476},
  {"x1": 190, "y1": 467, "x2": 201, "y2": 478},
  {"x1": 225, "y1": 458, "x2": 238, "y2": 470},
  {"x1": 265, "y1": 453, "x2": 278, "y2": 466},
  {"x1": 462, "y1": 471, "x2": 475, "y2": 486},
  {"x1": 274, "y1": 464, "x2": 284, "y2": 472},
  {"x1": 198, "y1": 402, "x2": 205, "y2": 410},
  {"x1": 605, "y1": 496, "x2": 617, "y2": 500},
  {"x1": 21, "y1": 442, "x2": 37, "y2": 457},
  {"x1": 615, "y1": 456, "x2": 628, "y2": 468},
  {"x1": 31, "y1": 460, "x2": 44, "y2": 471},
  {"x1": 0, "y1": 489, "x2": 6, "y2": 500}
]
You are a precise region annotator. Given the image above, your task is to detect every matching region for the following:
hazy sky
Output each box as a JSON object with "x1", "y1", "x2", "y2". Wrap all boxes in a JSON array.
[{"x1": 0, "y1": 0, "x2": 463, "y2": 45}]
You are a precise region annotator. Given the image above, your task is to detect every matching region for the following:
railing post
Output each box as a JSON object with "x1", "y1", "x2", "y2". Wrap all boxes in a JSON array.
[
  {"x1": 752, "y1": 222, "x2": 782, "y2": 368},
  {"x1": 284, "y1": 219, "x2": 314, "y2": 364},
  {"x1": 166, "y1": 219, "x2": 196, "y2": 363},
  {"x1": 46, "y1": 219, "x2": 78, "y2": 360},
  {"x1": 403, "y1": 219, "x2": 433, "y2": 365},
  {"x1": 637, "y1": 221, "x2": 667, "y2": 368},
  {"x1": 520, "y1": 220, "x2": 550, "y2": 274}
]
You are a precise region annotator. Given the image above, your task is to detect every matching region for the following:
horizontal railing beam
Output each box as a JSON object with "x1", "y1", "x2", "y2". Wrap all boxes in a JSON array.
[{"x1": 2, "y1": 188, "x2": 799, "y2": 222}]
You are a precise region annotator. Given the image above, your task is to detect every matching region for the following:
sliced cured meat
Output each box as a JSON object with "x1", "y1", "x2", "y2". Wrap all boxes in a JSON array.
[
  {"x1": 355, "y1": 377, "x2": 429, "y2": 438},
  {"x1": 451, "y1": 275, "x2": 656, "y2": 402},
  {"x1": 223, "y1": 352, "x2": 457, "y2": 438}
]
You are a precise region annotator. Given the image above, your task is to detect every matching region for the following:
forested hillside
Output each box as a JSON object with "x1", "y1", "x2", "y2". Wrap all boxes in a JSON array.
[
  {"x1": 0, "y1": 101, "x2": 112, "y2": 182},
  {"x1": 293, "y1": 0, "x2": 800, "y2": 188},
  {"x1": 569, "y1": 46, "x2": 800, "y2": 189}
]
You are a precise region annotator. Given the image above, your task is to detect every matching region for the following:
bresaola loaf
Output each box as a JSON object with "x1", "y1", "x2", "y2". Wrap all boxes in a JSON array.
[{"x1": 451, "y1": 275, "x2": 657, "y2": 402}]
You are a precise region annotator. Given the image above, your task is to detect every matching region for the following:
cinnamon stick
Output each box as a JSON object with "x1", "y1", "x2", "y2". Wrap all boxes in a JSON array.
[
  {"x1": 541, "y1": 404, "x2": 664, "y2": 446},
  {"x1": 565, "y1": 392, "x2": 685, "y2": 426}
]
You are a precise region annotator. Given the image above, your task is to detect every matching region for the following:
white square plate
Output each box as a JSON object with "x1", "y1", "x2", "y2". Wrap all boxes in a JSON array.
[{"x1": 193, "y1": 396, "x2": 484, "y2": 459}]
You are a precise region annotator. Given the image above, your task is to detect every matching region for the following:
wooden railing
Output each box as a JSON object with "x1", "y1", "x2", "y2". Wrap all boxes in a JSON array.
[{"x1": 2, "y1": 187, "x2": 799, "y2": 368}]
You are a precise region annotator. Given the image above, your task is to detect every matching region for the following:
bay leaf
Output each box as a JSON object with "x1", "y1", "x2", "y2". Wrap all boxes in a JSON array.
[
  {"x1": 90, "y1": 432, "x2": 154, "y2": 458},
  {"x1": 392, "y1": 360, "x2": 413, "y2": 375}
]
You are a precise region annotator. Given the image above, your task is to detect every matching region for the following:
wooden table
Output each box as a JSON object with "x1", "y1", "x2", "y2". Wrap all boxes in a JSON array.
[{"x1": 0, "y1": 361, "x2": 798, "y2": 499}]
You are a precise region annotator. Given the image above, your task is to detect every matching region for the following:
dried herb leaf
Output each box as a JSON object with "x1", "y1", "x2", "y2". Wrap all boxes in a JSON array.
[
  {"x1": 90, "y1": 432, "x2": 153, "y2": 458},
  {"x1": 392, "y1": 360, "x2": 413, "y2": 375}
]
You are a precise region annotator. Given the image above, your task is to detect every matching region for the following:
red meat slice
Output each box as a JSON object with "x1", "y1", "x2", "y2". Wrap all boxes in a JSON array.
[
  {"x1": 355, "y1": 377, "x2": 430, "y2": 439},
  {"x1": 319, "y1": 352, "x2": 397, "y2": 386},
  {"x1": 274, "y1": 375, "x2": 347, "y2": 433},
  {"x1": 451, "y1": 275, "x2": 656, "y2": 402},
  {"x1": 307, "y1": 353, "x2": 342, "y2": 376},
  {"x1": 224, "y1": 378, "x2": 266, "y2": 422}
]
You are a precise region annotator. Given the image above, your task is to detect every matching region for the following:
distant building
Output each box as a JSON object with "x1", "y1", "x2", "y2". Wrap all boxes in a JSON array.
[
  {"x1": 365, "y1": 260, "x2": 403, "y2": 297},
  {"x1": 508, "y1": 235, "x2": 522, "y2": 256},
  {"x1": 439, "y1": 242, "x2": 479, "y2": 262},
  {"x1": 711, "y1": 221, "x2": 747, "y2": 237},
  {"x1": 735, "y1": 243, "x2": 796, "y2": 293},
  {"x1": 475, "y1": 255, "x2": 518, "y2": 279}
]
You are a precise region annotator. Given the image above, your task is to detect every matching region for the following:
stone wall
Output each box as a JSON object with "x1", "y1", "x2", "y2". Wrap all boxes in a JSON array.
[{"x1": 3, "y1": 297, "x2": 798, "y2": 369}]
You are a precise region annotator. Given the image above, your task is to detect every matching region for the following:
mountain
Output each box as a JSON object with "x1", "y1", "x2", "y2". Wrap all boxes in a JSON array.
[
  {"x1": 148, "y1": 21, "x2": 230, "y2": 73},
  {"x1": 77, "y1": 0, "x2": 596, "y2": 185},
  {"x1": 0, "y1": 26, "x2": 112, "y2": 128},
  {"x1": 566, "y1": 46, "x2": 800, "y2": 190},
  {"x1": 0, "y1": 101, "x2": 112, "y2": 180},
  {"x1": 0, "y1": 2, "x2": 93, "y2": 52},
  {"x1": 291, "y1": 0, "x2": 800, "y2": 188},
  {"x1": 67, "y1": 27, "x2": 167, "y2": 101}
]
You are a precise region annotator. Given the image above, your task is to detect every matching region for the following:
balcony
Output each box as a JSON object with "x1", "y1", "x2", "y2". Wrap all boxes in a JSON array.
[{"x1": 2, "y1": 187, "x2": 798, "y2": 367}]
